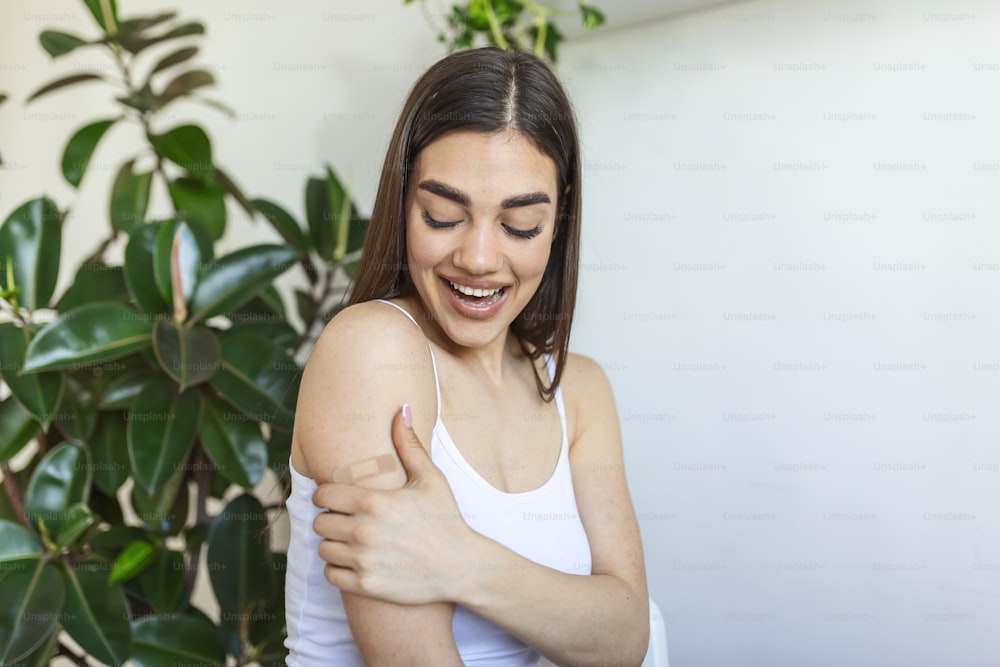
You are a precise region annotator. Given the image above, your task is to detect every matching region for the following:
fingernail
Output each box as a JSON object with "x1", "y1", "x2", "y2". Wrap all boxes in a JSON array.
[{"x1": 402, "y1": 403, "x2": 412, "y2": 428}]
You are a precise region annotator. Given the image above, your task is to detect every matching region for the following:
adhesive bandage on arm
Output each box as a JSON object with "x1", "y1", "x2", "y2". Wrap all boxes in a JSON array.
[{"x1": 332, "y1": 454, "x2": 399, "y2": 484}]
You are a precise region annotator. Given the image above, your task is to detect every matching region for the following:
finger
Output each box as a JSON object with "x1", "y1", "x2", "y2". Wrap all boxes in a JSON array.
[
  {"x1": 312, "y1": 509, "x2": 355, "y2": 542},
  {"x1": 323, "y1": 562, "x2": 360, "y2": 594},
  {"x1": 391, "y1": 403, "x2": 432, "y2": 482},
  {"x1": 317, "y1": 538, "x2": 357, "y2": 570},
  {"x1": 312, "y1": 481, "x2": 368, "y2": 513}
]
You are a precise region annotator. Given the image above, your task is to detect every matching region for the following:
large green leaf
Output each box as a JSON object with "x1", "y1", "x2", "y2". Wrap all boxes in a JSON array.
[
  {"x1": 267, "y1": 427, "x2": 292, "y2": 480},
  {"x1": 53, "y1": 502, "x2": 98, "y2": 549},
  {"x1": 0, "y1": 325, "x2": 64, "y2": 428},
  {"x1": 206, "y1": 494, "x2": 273, "y2": 621},
  {"x1": 306, "y1": 167, "x2": 360, "y2": 262},
  {"x1": 23, "y1": 443, "x2": 90, "y2": 541},
  {"x1": 130, "y1": 614, "x2": 223, "y2": 667},
  {"x1": 122, "y1": 21, "x2": 205, "y2": 56},
  {"x1": 250, "y1": 198, "x2": 309, "y2": 252},
  {"x1": 157, "y1": 69, "x2": 214, "y2": 109},
  {"x1": 54, "y1": 375, "x2": 98, "y2": 443},
  {"x1": 152, "y1": 320, "x2": 219, "y2": 390},
  {"x1": 124, "y1": 223, "x2": 170, "y2": 314},
  {"x1": 58, "y1": 264, "x2": 129, "y2": 311},
  {"x1": 112, "y1": 12, "x2": 176, "y2": 48},
  {"x1": 305, "y1": 176, "x2": 333, "y2": 260},
  {"x1": 188, "y1": 245, "x2": 297, "y2": 324},
  {"x1": 152, "y1": 220, "x2": 200, "y2": 306},
  {"x1": 0, "y1": 397, "x2": 41, "y2": 463},
  {"x1": 199, "y1": 395, "x2": 267, "y2": 490},
  {"x1": 89, "y1": 412, "x2": 130, "y2": 494},
  {"x1": 138, "y1": 549, "x2": 185, "y2": 613},
  {"x1": 23, "y1": 303, "x2": 153, "y2": 373},
  {"x1": 99, "y1": 370, "x2": 154, "y2": 410},
  {"x1": 110, "y1": 159, "x2": 152, "y2": 233},
  {"x1": 147, "y1": 45, "x2": 198, "y2": 77},
  {"x1": 0, "y1": 521, "x2": 42, "y2": 564},
  {"x1": 168, "y1": 176, "x2": 226, "y2": 240},
  {"x1": 131, "y1": 451, "x2": 190, "y2": 537},
  {"x1": 82, "y1": 0, "x2": 119, "y2": 31},
  {"x1": 231, "y1": 284, "x2": 286, "y2": 323},
  {"x1": 249, "y1": 551, "x2": 286, "y2": 647},
  {"x1": 0, "y1": 560, "x2": 65, "y2": 665},
  {"x1": 61, "y1": 118, "x2": 116, "y2": 187},
  {"x1": 26, "y1": 72, "x2": 104, "y2": 103},
  {"x1": 10, "y1": 617, "x2": 59, "y2": 667},
  {"x1": 39, "y1": 30, "x2": 90, "y2": 58},
  {"x1": 61, "y1": 563, "x2": 131, "y2": 665},
  {"x1": 127, "y1": 378, "x2": 202, "y2": 494},
  {"x1": 230, "y1": 320, "x2": 299, "y2": 349},
  {"x1": 210, "y1": 330, "x2": 299, "y2": 430},
  {"x1": 148, "y1": 124, "x2": 212, "y2": 178},
  {"x1": 0, "y1": 197, "x2": 62, "y2": 310}
]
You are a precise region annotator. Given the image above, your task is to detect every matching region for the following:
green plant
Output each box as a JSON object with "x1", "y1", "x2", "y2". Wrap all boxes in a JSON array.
[
  {"x1": 408, "y1": 0, "x2": 606, "y2": 62},
  {"x1": 0, "y1": 1, "x2": 365, "y2": 665}
]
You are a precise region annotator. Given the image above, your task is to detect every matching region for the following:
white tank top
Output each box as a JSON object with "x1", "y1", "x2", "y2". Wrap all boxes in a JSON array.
[{"x1": 284, "y1": 299, "x2": 592, "y2": 666}]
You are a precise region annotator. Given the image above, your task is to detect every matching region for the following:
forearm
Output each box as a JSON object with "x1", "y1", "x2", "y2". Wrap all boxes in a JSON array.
[
  {"x1": 453, "y1": 533, "x2": 649, "y2": 667},
  {"x1": 344, "y1": 593, "x2": 465, "y2": 666}
]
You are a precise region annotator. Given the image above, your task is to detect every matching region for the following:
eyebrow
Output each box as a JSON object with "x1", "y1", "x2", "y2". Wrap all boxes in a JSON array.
[{"x1": 418, "y1": 179, "x2": 551, "y2": 209}]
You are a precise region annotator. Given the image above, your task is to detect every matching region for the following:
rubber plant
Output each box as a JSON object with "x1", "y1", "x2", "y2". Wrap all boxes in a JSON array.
[
  {"x1": 407, "y1": 0, "x2": 606, "y2": 62},
  {"x1": 0, "y1": 1, "x2": 366, "y2": 665}
]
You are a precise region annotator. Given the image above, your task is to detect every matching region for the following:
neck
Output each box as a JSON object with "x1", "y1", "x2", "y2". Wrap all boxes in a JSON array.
[{"x1": 403, "y1": 295, "x2": 522, "y2": 385}]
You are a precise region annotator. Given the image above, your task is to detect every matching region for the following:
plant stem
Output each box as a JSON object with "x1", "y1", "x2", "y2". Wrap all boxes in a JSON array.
[
  {"x1": 183, "y1": 449, "x2": 211, "y2": 599},
  {"x1": 79, "y1": 230, "x2": 119, "y2": 269},
  {"x1": 483, "y1": 1, "x2": 509, "y2": 49},
  {"x1": 0, "y1": 463, "x2": 28, "y2": 527},
  {"x1": 57, "y1": 642, "x2": 90, "y2": 667},
  {"x1": 109, "y1": 37, "x2": 179, "y2": 218},
  {"x1": 0, "y1": 299, "x2": 28, "y2": 327}
]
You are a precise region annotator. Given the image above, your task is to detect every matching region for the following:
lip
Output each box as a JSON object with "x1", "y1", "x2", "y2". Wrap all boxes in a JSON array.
[
  {"x1": 440, "y1": 273, "x2": 510, "y2": 291},
  {"x1": 438, "y1": 276, "x2": 510, "y2": 320}
]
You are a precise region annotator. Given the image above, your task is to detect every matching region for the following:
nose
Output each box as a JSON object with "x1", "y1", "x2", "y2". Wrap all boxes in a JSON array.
[{"x1": 453, "y1": 218, "x2": 502, "y2": 275}]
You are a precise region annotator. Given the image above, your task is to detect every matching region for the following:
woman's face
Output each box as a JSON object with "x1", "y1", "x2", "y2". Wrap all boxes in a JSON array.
[{"x1": 405, "y1": 130, "x2": 559, "y2": 351}]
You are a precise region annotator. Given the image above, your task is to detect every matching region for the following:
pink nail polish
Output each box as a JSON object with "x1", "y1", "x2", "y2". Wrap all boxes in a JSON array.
[{"x1": 402, "y1": 403, "x2": 412, "y2": 428}]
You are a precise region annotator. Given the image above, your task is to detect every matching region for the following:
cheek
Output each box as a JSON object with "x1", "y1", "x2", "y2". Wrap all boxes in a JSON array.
[
  {"x1": 520, "y1": 243, "x2": 552, "y2": 282},
  {"x1": 405, "y1": 217, "x2": 443, "y2": 275}
]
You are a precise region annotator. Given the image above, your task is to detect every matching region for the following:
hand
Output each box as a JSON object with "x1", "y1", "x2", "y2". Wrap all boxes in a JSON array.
[{"x1": 311, "y1": 405, "x2": 474, "y2": 605}]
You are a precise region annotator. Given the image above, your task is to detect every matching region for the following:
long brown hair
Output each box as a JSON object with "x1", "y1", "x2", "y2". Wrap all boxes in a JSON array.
[{"x1": 348, "y1": 47, "x2": 582, "y2": 402}]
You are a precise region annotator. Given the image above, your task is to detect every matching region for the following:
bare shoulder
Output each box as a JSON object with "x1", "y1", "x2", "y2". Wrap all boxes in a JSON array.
[
  {"x1": 558, "y1": 352, "x2": 618, "y2": 448},
  {"x1": 312, "y1": 300, "x2": 430, "y2": 357},
  {"x1": 290, "y1": 299, "x2": 437, "y2": 485},
  {"x1": 561, "y1": 352, "x2": 611, "y2": 392}
]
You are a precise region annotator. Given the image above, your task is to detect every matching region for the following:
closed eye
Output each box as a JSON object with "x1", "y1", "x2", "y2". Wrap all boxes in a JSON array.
[
  {"x1": 423, "y1": 210, "x2": 543, "y2": 240},
  {"x1": 421, "y1": 210, "x2": 460, "y2": 228},
  {"x1": 503, "y1": 224, "x2": 543, "y2": 240}
]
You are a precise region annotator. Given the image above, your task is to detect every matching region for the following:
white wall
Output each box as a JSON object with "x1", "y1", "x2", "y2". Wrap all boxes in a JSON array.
[
  {"x1": 558, "y1": 0, "x2": 999, "y2": 665},
  {"x1": 2, "y1": 0, "x2": 998, "y2": 665}
]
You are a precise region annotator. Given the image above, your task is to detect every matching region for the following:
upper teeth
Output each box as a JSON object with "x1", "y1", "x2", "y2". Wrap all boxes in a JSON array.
[{"x1": 449, "y1": 280, "x2": 501, "y2": 298}]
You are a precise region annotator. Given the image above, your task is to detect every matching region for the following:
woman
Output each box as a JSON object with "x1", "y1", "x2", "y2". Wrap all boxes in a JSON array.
[{"x1": 285, "y1": 47, "x2": 648, "y2": 666}]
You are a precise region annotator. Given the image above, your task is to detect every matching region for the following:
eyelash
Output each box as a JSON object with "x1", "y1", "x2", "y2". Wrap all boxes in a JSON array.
[{"x1": 420, "y1": 210, "x2": 543, "y2": 240}]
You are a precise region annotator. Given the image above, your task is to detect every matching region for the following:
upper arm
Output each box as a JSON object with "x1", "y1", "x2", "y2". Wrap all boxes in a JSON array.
[
  {"x1": 563, "y1": 353, "x2": 648, "y2": 598},
  {"x1": 290, "y1": 301, "x2": 462, "y2": 663}
]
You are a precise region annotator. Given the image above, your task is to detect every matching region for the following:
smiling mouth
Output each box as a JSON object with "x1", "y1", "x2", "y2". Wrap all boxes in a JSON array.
[{"x1": 445, "y1": 279, "x2": 506, "y2": 305}]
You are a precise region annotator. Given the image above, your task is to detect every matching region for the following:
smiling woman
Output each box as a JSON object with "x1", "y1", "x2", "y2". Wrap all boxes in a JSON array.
[{"x1": 285, "y1": 47, "x2": 649, "y2": 666}]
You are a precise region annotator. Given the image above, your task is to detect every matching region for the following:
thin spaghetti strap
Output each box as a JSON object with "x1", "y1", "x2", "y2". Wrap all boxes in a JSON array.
[{"x1": 372, "y1": 299, "x2": 442, "y2": 423}]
